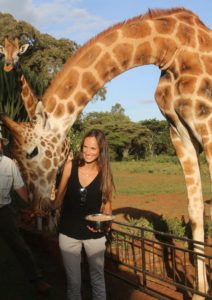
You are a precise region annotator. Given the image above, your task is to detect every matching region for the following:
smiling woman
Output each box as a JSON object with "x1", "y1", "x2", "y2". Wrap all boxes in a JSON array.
[{"x1": 51, "y1": 129, "x2": 115, "y2": 300}]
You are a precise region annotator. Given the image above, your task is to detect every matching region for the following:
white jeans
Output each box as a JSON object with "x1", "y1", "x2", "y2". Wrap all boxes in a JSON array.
[{"x1": 59, "y1": 233, "x2": 106, "y2": 300}]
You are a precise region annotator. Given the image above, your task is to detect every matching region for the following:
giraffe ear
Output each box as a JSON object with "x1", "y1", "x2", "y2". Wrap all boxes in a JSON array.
[
  {"x1": 34, "y1": 101, "x2": 50, "y2": 130},
  {"x1": 0, "y1": 45, "x2": 4, "y2": 54},
  {"x1": 19, "y1": 44, "x2": 29, "y2": 55}
]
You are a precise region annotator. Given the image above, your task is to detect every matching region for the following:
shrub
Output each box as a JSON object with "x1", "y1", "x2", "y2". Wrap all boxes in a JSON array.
[
  {"x1": 205, "y1": 221, "x2": 212, "y2": 238},
  {"x1": 166, "y1": 217, "x2": 186, "y2": 238},
  {"x1": 124, "y1": 215, "x2": 154, "y2": 238}
]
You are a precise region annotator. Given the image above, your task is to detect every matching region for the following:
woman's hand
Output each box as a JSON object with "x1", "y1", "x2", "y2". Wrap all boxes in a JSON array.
[
  {"x1": 87, "y1": 225, "x2": 102, "y2": 233},
  {"x1": 50, "y1": 199, "x2": 58, "y2": 211}
]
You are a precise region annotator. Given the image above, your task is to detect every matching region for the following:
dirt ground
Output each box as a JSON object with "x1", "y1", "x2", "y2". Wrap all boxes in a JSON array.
[
  {"x1": 1, "y1": 191, "x2": 210, "y2": 300},
  {"x1": 112, "y1": 192, "x2": 190, "y2": 223}
]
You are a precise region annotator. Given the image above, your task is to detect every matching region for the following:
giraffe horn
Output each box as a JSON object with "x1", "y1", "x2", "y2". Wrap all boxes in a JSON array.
[
  {"x1": 14, "y1": 37, "x2": 19, "y2": 47},
  {"x1": 4, "y1": 37, "x2": 10, "y2": 47}
]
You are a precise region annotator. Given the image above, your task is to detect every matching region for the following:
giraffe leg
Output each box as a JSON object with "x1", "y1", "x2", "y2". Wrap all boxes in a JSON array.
[{"x1": 170, "y1": 126, "x2": 208, "y2": 299}]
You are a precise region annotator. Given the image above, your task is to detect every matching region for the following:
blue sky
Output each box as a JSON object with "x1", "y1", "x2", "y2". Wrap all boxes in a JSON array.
[{"x1": 0, "y1": 0, "x2": 212, "y2": 121}]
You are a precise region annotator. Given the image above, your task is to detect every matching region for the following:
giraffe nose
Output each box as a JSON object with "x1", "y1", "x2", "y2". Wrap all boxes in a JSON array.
[{"x1": 4, "y1": 62, "x2": 13, "y2": 72}]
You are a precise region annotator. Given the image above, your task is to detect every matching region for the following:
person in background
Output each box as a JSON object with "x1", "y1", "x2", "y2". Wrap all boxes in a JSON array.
[
  {"x1": 52, "y1": 129, "x2": 115, "y2": 300},
  {"x1": 0, "y1": 130, "x2": 51, "y2": 295}
]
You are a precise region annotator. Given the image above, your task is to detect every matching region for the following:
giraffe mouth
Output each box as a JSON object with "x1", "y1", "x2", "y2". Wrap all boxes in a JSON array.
[{"x1": 4, "y1": 64, "x2": 13, "y2": 72}]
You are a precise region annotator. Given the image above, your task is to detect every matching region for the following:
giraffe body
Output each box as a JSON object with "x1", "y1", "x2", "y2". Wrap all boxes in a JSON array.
[{"x1": 0, "y1": 8, "x2": 211, "y2": 297}]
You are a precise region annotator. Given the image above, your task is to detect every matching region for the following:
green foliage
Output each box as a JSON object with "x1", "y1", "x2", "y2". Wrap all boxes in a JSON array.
[
  {"x1": 74, "y1": 108, "x2": 177, "y2": 161},
  {"x1": 0, "y1": 62, "x2": 27, "y2": 122},
  {"x1": 67, "y1": 129, "x2": 83, "y2": 156},
  {"x1": 125, "y1": 215, "x2": 154, "y2": 238},
  {"x1": 0, "y1": 13, "x2": 78, "y2": 89},
  {"x1": 139, "y1": 118, "x2": 174, "y2": 157},
  {"x1": 80, "y1": 105, "x2": 152, "y2": 160},
  {"x1": 205, "y1": 221, "x2": 212, "y2": 238},
  {"x1": 0, "y1": 12, "x2": 106, "y2": 102},
  {"x1": 165, "y1": 217, "x2": 186, "y2": 238}
]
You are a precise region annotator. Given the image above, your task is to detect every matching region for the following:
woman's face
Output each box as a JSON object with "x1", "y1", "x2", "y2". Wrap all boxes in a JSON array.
[{"x1": 82, "y1": 136, "x2": 100, "y2": 164}]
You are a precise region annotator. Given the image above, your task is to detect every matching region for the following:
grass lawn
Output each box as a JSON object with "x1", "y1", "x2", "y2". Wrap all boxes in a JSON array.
[{"x1": 111, "y1": 157, "x2": 211, "y2": 197}]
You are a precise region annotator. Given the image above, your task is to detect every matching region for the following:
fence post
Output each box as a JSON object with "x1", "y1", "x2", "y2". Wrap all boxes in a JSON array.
[{"x1": 141, "y1": 227, "x2": 147, "y2": 288}]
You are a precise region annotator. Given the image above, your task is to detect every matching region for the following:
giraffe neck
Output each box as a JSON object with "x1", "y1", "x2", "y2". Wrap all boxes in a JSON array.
[
  {"x1": 42, "y1": 8, "x2": 192, "y2": 131},
  {"x1": 17, "y1": 68, "x2": 39, "y2": 119}
]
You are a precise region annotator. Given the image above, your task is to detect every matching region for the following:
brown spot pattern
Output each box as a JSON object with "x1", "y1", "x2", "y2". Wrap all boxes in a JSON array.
[
  {"x1": 153, "y1": 38, "x2": 177, "y2": 66},
  {"x1": 175, "y1": 76, "x2": 196, "y2": 94},
  {"x1": 178, "y1": 52, "x2": 202, "y2": 75},
  {"x1": 176, "y1": 24, "x2": 196, "y2": 47},
  {"x1": 82, "y1": 72, "x2": 102, "y2": 97},
  {"x1": 42, "y1": 158, "x2": 51, "y2": 170},
  {"x1": 155, "y1": 85, "x2": 172, "y2": 111},
  {"x1": 202, "y1": 56, "x2": 212, "y2": 75},
  {"x1": 56, "y1": 70, "x2": 79, "y2": 99},
  {"x1": 53, "y1": 103, "x2": 65, "y2": 118},
  {"x1": 45, "y1": 150, "x2": 53, "y2": 158},
  {"x1": 47, "y1": 169, "x2": 56, "y2": 183},
  {"x1": 78, "y1": 45, "x2": 101, "y2": 68},
  {"x1": 67, "y1": 102, "x2": 75, "y2": 114},
  {"x1": 122, "y1": 21, "x2": 151, "y2": 39},
  {"x1": 185, "y1": 177, "x2": 195, "y2": 185},
  {"x1": 154, "y1": 17, "x2": 176, "y2": 34},
  {"x1": 205, "y1": 142, "x2": 212, "y2": 158},
  {"x1": 44, "y1": 96, "x2": 56, "y2": 113},
  {"x1": 113, "y1": 43, "x2": 133, "y2": 68},
  {"x1": 36, "y1": 167, "x2": 44, "y2": 177},
  {"x1": 177, "y1": 13, "x2": 194, "y2": 25},
  {"x1": 160, "y1": 71, "x2": 172, "y2": 83},
  {"x1": 101, "y1": 31, "x2": 118, "y2": 46},
  {"x1": 75, "y1": 91, "x2": 90, "y2": 107},
  {"x1": 172, "y1": 140, "x2": 184, "y2": 158},
  {"x1": 175, "y1": 98, "x2": 193, "y2": 119},
  {"x1": 134, "y1": 42, "x2": 152, "y2": 65},
  {"x1": 53, "y1": 158, "x2": 58, "y2": 167},
  {"x1": 51, "y1": 137, "x2": 57, "y2": 143},
  {"x1": 198, "y1": 30, "x2": 212, "y2": 52},
  {"x1": 197, "y1": 78, "x2": 212, "y2": 100},
  {"x1": 196, "y1": 123, "x2": 208, "y2": 137},
  {"x1": 95, "y1": 52, "x2": 120, "y2": 81},
  {"x1": 195, "y1": 101, "x2": 211, "y2": 119},
  {"x1": 209, "y1": 118, "x2": 212, "y2": 133},
  {"x1": 183, "y1": 159, "x2": 194, "y2": 175}
]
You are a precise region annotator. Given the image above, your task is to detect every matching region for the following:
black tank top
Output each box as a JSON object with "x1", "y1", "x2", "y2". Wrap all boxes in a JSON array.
[{"x1": 59, "y1": 160, "x2": 104, "y2": 239}]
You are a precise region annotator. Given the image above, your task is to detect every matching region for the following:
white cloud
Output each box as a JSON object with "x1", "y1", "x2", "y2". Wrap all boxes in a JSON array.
[{"x1": 0, "y1": 0, "x2": 112, "y2": 43}]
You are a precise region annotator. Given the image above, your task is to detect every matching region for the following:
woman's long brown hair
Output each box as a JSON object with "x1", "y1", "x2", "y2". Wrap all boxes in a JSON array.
[{"x1": 77, "y1": 129, "x2": 115, "y2": 203}]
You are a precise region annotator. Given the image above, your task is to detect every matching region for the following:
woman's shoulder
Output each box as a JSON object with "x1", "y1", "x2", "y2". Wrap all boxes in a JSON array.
[{"x1": 63, "y1": 157, "x2": 74, "y2": 175}]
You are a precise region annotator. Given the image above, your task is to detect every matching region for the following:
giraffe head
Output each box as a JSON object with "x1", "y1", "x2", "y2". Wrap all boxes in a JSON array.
[
  {"x1": 0, "y1": 37, "x2": 29, "y2": 72},
  {"x1": 0, "y1": 103, "x2": 70, "y2": 210},
  {"x1": 0, "y1": 38, "x2": 71, "y2": 211}
]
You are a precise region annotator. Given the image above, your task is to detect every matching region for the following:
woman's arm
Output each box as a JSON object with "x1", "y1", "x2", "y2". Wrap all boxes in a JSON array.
[
  {"x1": 51, "y1": 159, "x2": 72, "y2": 209},
  {"x1": 101, "y1": 200, "x2": 112, "y2": 215}
]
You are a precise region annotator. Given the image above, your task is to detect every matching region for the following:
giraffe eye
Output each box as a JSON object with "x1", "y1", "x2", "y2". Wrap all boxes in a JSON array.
[{"x1": 26, "y1": 146, "x2": 38, "y2": 159}]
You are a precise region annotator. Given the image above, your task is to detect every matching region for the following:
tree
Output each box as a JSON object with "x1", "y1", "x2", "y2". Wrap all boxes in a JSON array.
[
  {"x1": 0, "y1": 12, "x2": 107, "y2": 122},
  {"x1": 78, "y1": 104, "x2": 150, "y2": 160},
  {"x1": 139, "y1": 119, "x2": 174, "y2": 156},
  {"x1": 111, "y1": 103, "x2": 125, "y2": 115}
]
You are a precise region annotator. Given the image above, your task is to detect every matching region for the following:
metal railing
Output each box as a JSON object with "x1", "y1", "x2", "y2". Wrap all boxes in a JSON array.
[{"x1": 105, "y1": 221, "x2": 212, "y2": 299}]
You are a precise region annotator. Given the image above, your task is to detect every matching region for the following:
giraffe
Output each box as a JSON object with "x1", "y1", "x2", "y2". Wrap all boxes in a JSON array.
[
  {"x1": 0, "y1": 38, "x2": 71, "y2": 208},
  {"x1": 0, "y1": 8, "x2": 211, "y2": 297},
  {"x1": 0, "y1": 37, "x2": 38, "y2": 118}
]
